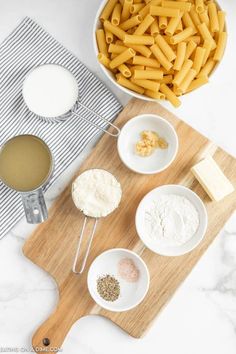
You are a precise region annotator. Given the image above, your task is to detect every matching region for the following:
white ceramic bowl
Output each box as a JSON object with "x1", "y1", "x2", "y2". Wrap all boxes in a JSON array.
[
  {"x1": 93, "y1": 0, "x2": 226, "y2": 102},
  {"x1": 135, "y1": 185, "x2": 208, "y2": 256},
  {"x1": 117, "y1": 114, "x2": 178, "y2": 174},
  {"x1": 87, "y1": 248, "x2": 150, "y2": 312}
]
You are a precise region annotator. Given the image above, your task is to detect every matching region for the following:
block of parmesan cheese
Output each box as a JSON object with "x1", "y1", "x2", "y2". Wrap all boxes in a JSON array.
[{"x1": 191, "y1": 156, "x2": 234, "y2": 202}]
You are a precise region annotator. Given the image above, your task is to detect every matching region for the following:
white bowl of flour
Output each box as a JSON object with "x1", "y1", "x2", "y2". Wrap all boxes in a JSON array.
[{"x1": 135, "y1": 185, "x2": 208, "y2": 256}]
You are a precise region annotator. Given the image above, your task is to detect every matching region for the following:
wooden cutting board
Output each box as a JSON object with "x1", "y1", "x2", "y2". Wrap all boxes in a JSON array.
[{"x1": 23, "y1": 99, "x2": 236, "y2": 353}]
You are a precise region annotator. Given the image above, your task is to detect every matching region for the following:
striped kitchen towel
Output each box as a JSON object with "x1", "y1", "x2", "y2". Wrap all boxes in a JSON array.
[{"x1": 0, "y1": 17, "x2": 122, "y2": 238}]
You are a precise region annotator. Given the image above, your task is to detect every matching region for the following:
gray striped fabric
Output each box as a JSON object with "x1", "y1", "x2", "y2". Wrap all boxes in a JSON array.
[{"x1": 0, "y1": 17, "x2": 122, "y2": 238}]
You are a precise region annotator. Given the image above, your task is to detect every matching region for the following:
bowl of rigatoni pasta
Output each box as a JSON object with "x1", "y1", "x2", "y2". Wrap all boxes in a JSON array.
[{"x1": 93, "y1": 0, "x2": 227, "y2": 108}]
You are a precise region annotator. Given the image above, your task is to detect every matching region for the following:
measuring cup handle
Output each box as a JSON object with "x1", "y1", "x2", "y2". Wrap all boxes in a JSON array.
[
  {"x1": 72, "y1": 102, "x2": 120, "y2": 137},
  {"x1": 72, "y1": 217, "x2": 98, "y2": 274},
  {"x1": 21, "y1": 188, "x2": 48, "y2": 224}
]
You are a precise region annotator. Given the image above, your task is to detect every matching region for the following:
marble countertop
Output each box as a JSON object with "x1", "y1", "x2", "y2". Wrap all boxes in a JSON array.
[{"x1": 0, "y1": 0, "x2": 236, "y2": 353}]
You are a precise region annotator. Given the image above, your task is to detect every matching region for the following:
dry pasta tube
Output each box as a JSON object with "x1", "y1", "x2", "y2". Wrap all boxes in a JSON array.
[
  {"x1": 96, "y1": 29, "x2": 109, "y2": 56},
  {"x1": 213, "y1": 32, "x2": 227, "y2": 61},
  {"x1": 97, "y1": 53, "x2": 111, "y2": 70},
  {"x1": 111, "y1": 3, "x2": 122, "y2": 25},
  {"x1": 176, "y1": 19, "x2": 183, "y2": 33},
  {"x1": 145, "y1": 90, "x2": 165, "y2": 99},
  {"x1": 197, "y1": 58, "x2": 215, "y2": 78},
  {"x1": 178, "y1": 68, "x2": 197, "y2": 93},
  {"x1": 173, "y1": 42, "x2": 187, "y2": 70},
  {"x1": 192, "y1": 46, "x2": 206, "y2": 74},
  {"x1": 124, "y1": 34, "x2": 154, "y2": 45},
  {"x1": 173, "y1": 85, "x2": 182, "y2": 97},
  {"x1": 121, "y1": 0, "x2": 133, "y2": 21},
  {"x1": 134, "y1": 69, "x2": 163, "y2": 80},
  {"x1": 218, "y1": 11, "x2": 226, "y2": 33},
  {"x1": 208, "y1": 2, "x2": 219, "y2": 33},
  {"x1": 162, "y1": 0, "x2": 191, "y2": 12},
  {"x1": 173, "y1": 59, "x2": 193, "y2": 86},
  {"x1": 160, "y1": 83, "x2": 181, "y2": 107},
  {"x1": 139, "y1": 0, "x2": 162, "y2": 18},
  {"x1": 170, "y1": 26, "x2": 193, "y2": 44},
  {"x1": 198, "y1": 23, "x2": 216, "y2": 49},
  {"x1": 159, "y1": 16, "x2": 168, "y2": 30},
  {"x1": 124, "y1": 43, "x2": 152, "y2": 57},
  {"x1": 100, "y1": 0, "x2": 118, "y2": 21},
  {"x1": 186, "y1": 75, "x2": 208, "y2": 92},
  {"x1": 116, "y1": 73, "x2": 145, "y2": 94},
  {"x1": 199, "y1": 10, "x2": 210, "y2": 28},
  {"x1": 195, "y1": 0, "x2": 204, "y2": 14},
  {"x1": 108, "y1": 43, "x2": 126, "y2": 54},
  {"x1": 202, "y1": 39, "x2": 212, "y2": 65},
  {"x1": 104, "y1": 20, "x2": 126, "y2": 40},
  {"x1": 150, "y1": 44, "x2": 173, "y2": 71},
  {"x1": 133, "y1": 55, "x2": 161, "y2": 67},
  {"x1": 129, "y1": 65, "x2": 145, "y2": 74},
  {"x1": 130, "y1": 3, "x2": 145, "y2": 14},
  {"x1": 150, "y1": 18, "x2": 160, "y2": 36},
  {"x1": 110, "y1": 48, "x2": 136, "y2": 69},
  {"x1": 165, "y1": 14, "x2": 183, "y2": 36},
  {"x1": 120, "y1": 15, "x2": 143, "y2": 30},
  {"x1": 184, "y1": 36, "x2": 201, "y2": 45},
  {"x1": 155, "y1": 34, "x2": 176, "y2": 62},
  {"x1": 189, "y1": 7, "x2": 201, "y2": 27},
  {"x1": 182, "y1": 12, "x2": 197, "y2": 34},
  {"x1": 105, "y1": 30, "x2": 113, "y2": 44},
  {"x1": 118, "y1": 63, "x2": 132, "y2": 77},
  {"x1": 131, "y1": 77, "x2": 160, "y2": 91},
  {"x1": 150, "y1": 5, "x2": 180, "y2": 17},
  {"x1": 134, "y1": 14, "x2": 155, "y2": 35}
]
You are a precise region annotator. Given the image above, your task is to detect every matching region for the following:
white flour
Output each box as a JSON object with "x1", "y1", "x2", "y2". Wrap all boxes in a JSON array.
[
  {"x1": 72, "y1": 169, "x2": 122, "y2": 218},
  {"x1": 145, "y1": 194, "x2": 199, "y2": 247}
]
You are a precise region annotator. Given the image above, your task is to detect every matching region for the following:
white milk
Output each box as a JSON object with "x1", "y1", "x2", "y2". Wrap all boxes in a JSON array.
[{"x1": 23, "y1": 64, "x2": 79, "y2": 118}]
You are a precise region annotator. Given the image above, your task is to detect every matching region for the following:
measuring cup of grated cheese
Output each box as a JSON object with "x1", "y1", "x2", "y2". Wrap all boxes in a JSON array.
[{"x1": 71, "y1": 169, "x2": 122, "y2": 274}]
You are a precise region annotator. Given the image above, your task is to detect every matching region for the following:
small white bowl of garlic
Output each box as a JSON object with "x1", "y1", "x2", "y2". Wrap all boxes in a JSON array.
[{"x1": 117, "y1": 114, "x2": 178, "y2": 174}]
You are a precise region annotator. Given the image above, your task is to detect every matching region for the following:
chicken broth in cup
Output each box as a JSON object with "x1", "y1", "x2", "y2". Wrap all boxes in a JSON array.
[
  {"x1": 0, "y1": 135, "x2": 52, "y2": 192},
  {"x1": 0, "y1": 135, "x2": 53, "y2": 224}
]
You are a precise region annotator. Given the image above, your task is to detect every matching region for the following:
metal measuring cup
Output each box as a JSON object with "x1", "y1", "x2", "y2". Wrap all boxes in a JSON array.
[
  {"x1": 71, "y1": 169, "x2": 122, "y2": 274},
  {"x1": 0, "y1": 135, "x2": 54, "y2": 224},
  {"x1": 22, "y1": 63, "x2": 120, "y2": 137}
]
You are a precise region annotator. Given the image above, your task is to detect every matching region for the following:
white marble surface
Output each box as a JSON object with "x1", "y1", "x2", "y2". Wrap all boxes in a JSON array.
[{"x1": 0, "y1": 0, "x2": 236, "y2": 353}]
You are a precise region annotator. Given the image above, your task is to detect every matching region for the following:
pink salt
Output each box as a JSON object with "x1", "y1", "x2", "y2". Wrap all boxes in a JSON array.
[{"x1": 118, "y1": 258, "x2": 140, "y2": 283}]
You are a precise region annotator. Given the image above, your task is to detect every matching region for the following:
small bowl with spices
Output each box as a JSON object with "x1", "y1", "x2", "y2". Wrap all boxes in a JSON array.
[
  {"x1": 87, "y1": 248, "x2": 150, "y2": 312},
  {"x1": 117, "y1": 114, "x2": 178, "y2": 174}
]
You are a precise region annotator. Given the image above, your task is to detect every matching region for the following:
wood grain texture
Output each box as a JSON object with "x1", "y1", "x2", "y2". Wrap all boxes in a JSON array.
[{"x1": 23, "y1": 99, "x2": 236, "y2": 353}]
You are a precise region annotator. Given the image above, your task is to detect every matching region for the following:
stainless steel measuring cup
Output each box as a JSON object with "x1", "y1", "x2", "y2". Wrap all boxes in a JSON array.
[
  {"x1": 22, "y1": 63, "x2": 120, "y2": 137},
  {"x1": 0, "y1": 135, "x2": 54, "y2": 224},
  {"x1": 71, "y1": 169, "x2": 122, "y2": 274}
]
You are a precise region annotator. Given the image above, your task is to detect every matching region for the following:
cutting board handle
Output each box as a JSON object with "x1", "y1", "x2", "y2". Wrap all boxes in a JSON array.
[{"x1": 32, "y1": 298, "x2": 86, "y2": 354}]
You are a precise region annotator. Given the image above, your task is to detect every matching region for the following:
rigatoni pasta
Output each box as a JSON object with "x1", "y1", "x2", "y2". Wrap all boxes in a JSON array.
[
  {"x1": 208, "y1": 2, "x2": 219, "y2": 33},
  {"x1": 100, "y1": 0, "x2": 118, "y2": 21},
  {"x1": 173, "y1": 42, "x2": 186, "y2": 70},
  {"x1": 96, "y1": 29, "x2": 109, "y2": 56},
  {"x1": 111, "y1": 3, "x2": 122, "y2": 25},
  {"x1": 133, "y1": 69, "x2": 163, "y2": 80},
  {"x1": 213, "y1": 32, "x2": 227, "y2": 61},
  {"x1": 96, "y1": 0, "x2": 227, "y2": 107}
]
